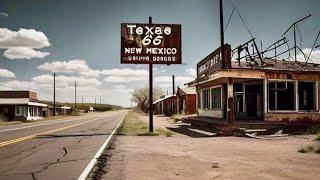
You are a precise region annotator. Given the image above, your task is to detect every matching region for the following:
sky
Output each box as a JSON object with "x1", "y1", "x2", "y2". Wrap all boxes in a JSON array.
[{"x1": 0, "y1": 0, "x2": 319, "y2": 107}]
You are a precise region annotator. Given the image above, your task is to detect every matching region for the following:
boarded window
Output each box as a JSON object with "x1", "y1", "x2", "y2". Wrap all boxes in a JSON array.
[
  {"x1": 211, "y1": 87, "x2": 221, "y2": 109},
  {"x1": 269, "y1": 81, "x2": 295, "y2": 110},
  {"x1": 298, "y1": 82, "x2": 316, "y2": 111},
  {"x1": 202, "y1": 89, "x2": 209, "y2": 109}
]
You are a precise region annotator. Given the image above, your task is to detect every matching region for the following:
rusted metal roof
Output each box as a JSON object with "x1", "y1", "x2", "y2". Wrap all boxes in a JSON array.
[{"x1": 231, "y1": 58, "x2": 320, "y2": 73}]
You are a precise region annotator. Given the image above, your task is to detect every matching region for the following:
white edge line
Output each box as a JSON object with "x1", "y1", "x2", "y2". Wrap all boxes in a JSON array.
[{"x1": 77, "y1": 111, "x2": 128, "y2": 180}]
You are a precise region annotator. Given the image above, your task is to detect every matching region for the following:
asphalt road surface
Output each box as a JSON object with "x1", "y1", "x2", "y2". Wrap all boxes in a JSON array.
[{"x1": 0, "y1": 110, "x2": 128, "y2": 180}]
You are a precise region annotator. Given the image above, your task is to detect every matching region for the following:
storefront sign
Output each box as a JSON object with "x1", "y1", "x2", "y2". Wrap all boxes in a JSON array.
[
  {"x1": 121, "y1": 23, "x2": 181, "y2": 64},
  {"x1": 197, "y1": 44, "x2": 231, "y2": 77}
]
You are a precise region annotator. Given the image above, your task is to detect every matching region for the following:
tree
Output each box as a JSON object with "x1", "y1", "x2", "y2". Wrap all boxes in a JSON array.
[{"x1": 131, "y1": 87, "x2": 164, "y2": 113}]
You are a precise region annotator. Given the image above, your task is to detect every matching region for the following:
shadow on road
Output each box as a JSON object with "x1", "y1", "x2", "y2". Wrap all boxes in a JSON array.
[{"x1": 166, "y1": 124, "x2": 218, "y2": 138}]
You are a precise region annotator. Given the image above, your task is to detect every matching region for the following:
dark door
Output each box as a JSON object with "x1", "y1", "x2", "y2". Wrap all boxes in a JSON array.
[{"x1": 246, "y1": 93, "x2": 257, "y2": 118}]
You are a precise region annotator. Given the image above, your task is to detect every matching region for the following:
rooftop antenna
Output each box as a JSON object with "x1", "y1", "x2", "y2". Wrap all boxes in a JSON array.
[{"x1": 281, "y1": 14, "x2": 311, "y2": 61}]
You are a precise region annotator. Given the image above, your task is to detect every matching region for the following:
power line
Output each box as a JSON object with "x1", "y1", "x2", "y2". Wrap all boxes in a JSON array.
[
  {"x1": 227, "y1": 0, "x2": 254, "y2": 38},
  {"x1": 224, "y1": 6, "x2": 235, "y2": 32},
  {"x1": 307, "y1": 30, "x2": 320, "y2": 62}
]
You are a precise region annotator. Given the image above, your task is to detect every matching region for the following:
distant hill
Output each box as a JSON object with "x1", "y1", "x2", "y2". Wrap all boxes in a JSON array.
[{"x1": 38, "y1": 100, "x2": 123, "y2": 111}]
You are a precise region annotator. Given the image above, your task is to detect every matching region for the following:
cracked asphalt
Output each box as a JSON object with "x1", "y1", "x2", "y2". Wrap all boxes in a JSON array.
[{"x1": 0, "y1": 110, "x2": 128, "y2": 180}]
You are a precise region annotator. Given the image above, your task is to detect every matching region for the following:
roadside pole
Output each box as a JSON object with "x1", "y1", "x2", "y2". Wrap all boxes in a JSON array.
[
  {"x1": 53, "y1": 72, "x2": 56, "y2": 116},
  {"x1": 148, "y1": 16, "x2": 153, "y2": 133}
]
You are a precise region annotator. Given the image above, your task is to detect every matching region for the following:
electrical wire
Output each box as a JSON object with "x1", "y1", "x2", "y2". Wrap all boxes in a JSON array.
[
  {"x1": 227, "y1": 0, "x2": 254, "y2": 38},
  {"x1": 224, "y1": 6, "x2": 235, "y2": 33},
  {"x1": 307, "y1": 30, "x2": 320, "y2": 61}
]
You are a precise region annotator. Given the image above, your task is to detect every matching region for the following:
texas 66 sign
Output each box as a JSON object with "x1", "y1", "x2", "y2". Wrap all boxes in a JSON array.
[{"x1": 121, "y1": 23, "x2": 181, "y2": 64}]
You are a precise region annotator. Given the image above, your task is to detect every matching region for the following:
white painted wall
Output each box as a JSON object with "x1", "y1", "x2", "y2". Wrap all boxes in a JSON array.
[{"x1": 198, "y1": 109, "x2": 223, "y2": 118}]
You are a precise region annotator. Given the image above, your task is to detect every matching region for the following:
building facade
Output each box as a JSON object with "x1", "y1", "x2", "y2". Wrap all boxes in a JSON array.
[
  {"x1": 0, "y1": 91, "x2": 47, "y2": 121},
  {"x1": 195, "y1": 44, "x2": 320, "y2": 123},
  {"x1": 153, "y1": 95, "x2": 177, "y2": 116},
  {"x1": 176, "y1": 86, "x2": 196, "y2": 115}
]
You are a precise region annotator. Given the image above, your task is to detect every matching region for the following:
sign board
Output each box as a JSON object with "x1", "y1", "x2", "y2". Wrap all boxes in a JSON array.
[
  {"x1": 121, "y1": 23, "x2": 181, "y2": 64},
  {"x1": 197, "y1": 44, "x2": 231, "y2": 77}
]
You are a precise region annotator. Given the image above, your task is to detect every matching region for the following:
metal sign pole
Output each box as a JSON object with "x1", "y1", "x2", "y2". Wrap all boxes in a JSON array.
[{"x1": 148, "y1": 16, "x2": 153, "y2": 133}]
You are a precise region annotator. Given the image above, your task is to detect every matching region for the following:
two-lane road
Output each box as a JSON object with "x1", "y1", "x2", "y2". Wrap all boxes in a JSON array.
[{"x1": 0, "y1": 110, "x2": 128, "y2": 180}]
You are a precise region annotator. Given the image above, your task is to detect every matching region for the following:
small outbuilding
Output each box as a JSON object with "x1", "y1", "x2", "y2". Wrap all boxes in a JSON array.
[{"x1": 176, "y1": 86, "x2": 196, "y2": 115}]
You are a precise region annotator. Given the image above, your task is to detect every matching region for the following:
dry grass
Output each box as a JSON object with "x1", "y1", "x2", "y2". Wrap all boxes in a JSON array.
[
  {"x1": 119, "y1": 111, "x2": 148, "y2": 135},
  {"x1": 119, "y1": 111, "x2": 173, "y2": 137}
]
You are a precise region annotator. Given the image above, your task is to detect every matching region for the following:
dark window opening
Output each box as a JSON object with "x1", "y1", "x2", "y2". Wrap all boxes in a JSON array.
[
  {"x1": 298, "y1": 82, "x2": 316, "y2": 111},
  {"x1": 269, "y1": 81, "x2": 295, "y2": 110},
  {"x1": 211, "y1": 87, "x2": 221, "y2": 109},
  {"x1": 202, "y1": 89, "x2": 209, "y2": 109}
]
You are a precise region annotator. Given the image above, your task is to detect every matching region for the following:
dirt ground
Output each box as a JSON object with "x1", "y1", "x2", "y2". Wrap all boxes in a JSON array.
[{"x1": 97, "y1": 114, "x2": 320, "y2": 180}]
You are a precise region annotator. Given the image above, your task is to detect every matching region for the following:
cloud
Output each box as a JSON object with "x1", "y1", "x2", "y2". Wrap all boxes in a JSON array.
[
  {"x1": 112, "y1": 85, "x2": 127, "y2": 89},
  {"x1": 104, "y1": 76, "x2": 146, "y2": 83},
  {"x1": 0, "y1": 80, "x2": 33, "y2": 90},
  {"x1": 186, "y1": 67, "x2": 196, "y2": 77},
  {"x1": 102, "y1": 68, "x2": 148, "y2": 83},
  {"x1": 0, "y1": 69, "x2": 15, "y2": 78},
  {"x1": 0, "y1": 28, "x2": 50, "y2": 48},
  {"x1": 38, "y1": 59, "x2": 100, "y2": 77},
  {"x1": 0, "y1": 12, "x2": 8, "y2": 17},
  {"x1": 4, "y1": 47, "x2": 49, "y2": 59},
  {"x1": 32, "y1": 74, "x2": 102, "y2": 88},
  {"x1": 155, "y1": 75, "x2": 194, "y2": 85},
  {"x1": 101, "y1": 68, "x2": 148, "y2": 77},
  {"x1": 0, "y1": 28, "x2": 50, "y2": 60},
  {"x1": 296, "y1": 48, "x2": 320, "y2": 63}
]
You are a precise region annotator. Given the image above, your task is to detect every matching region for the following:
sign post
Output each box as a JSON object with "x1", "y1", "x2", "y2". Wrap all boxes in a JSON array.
[
  {"x1": 148, "y1": 16, "x2": 153, "y2": 132},
  {"x1": 121, "y1": 19, "x2": 181, "y2": 132}
]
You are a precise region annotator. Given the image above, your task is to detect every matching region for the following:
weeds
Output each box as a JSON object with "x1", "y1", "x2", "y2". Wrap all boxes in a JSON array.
[{"x1": 315, "y1": 133, "x2": 320, "y2": 141}]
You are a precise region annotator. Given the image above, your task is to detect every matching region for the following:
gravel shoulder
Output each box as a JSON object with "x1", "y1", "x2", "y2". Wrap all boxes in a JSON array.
[{"x1": 93, "y1": 112, "x2": 320, "y2": 180}]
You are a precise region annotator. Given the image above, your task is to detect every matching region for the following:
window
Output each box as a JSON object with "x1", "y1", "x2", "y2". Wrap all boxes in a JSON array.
[
  {"x1": 197, "y1": 92, "x2": 201, "y2": 108},
  {"x1": 202, "y1": 89, "x2": 209, "y2": 109},
  {"x1": 211, "y1": 87, "x2": 221, "y2": 109},
  {"x1": 269, "y1": 81, "x2": 295, "y2": 110},
  {"x1": 298, "y1": 82, "x2": 316, "y2": 111}
]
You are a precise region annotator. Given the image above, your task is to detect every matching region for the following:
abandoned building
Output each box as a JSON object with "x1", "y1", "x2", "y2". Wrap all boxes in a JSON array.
[
  {"x1": 153, "y1": 95, "x2": 177, "y2": 116},
  {"x1": 193, "y1": 42, "x2": 320, "y2": 125},
  {"x1": 176, "y1": 86, "x2": 196, "y2": 114},
  {"x1": 153, "y1": 85, "x2": 197, "y2": 116},
  {"x1": 0, "y1": 90, "x2": 72, "y2": 121},
  {"x1": 0, "y1": 91, "x2": 48, "y2": 121},
  {"x1": 42, "y1": 105, "x2": 72, "y2": 116}
]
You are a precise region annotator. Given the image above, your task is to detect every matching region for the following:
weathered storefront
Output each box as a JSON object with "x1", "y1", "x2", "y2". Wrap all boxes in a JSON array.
[
  {"x1": 195, "y1": 44, "x2": 320, "y2": 124},
  {"x1": 0, "y1": 91, "x2": 47, "y2": 121}
]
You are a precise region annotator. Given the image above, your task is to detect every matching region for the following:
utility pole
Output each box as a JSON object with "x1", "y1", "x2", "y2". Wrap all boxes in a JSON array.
[
  {"x1": 100, "y1": 96, "x2": 101, "y2": 106},
  {"x1": 172, "y1": 75, "x2": 175, "y2": 95},
  {"x1": 148, "y1": 16, "x2": 153, "y2": 133},
  {"x1": 53, "y1": 72, "x2": 56, "y2": 116},
  {"x1": 74, "y1": 82, "x2": 77, "y2": 109},
  {"x1": 294, "y1": 24, "x2": 297, "y2": 61},
  {"x1": 82, "y1": 97, "x2": 84, "y2": 105},
  {"x1": 95, "y1": 97, "x2": 96, "y2": 107},
  {"x1": 220, "y1": 0, "x2": 225, "y2": 68}
]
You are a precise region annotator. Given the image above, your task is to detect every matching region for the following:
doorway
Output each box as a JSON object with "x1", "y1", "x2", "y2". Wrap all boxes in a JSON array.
[{"x1": 245, "y1": 84, "x2": 263, "y2": 120}]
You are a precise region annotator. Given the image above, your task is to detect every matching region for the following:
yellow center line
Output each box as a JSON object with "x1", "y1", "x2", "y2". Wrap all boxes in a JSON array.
[{"x1": 0, "y1": 118, "x2": 101, "y2": 147}]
